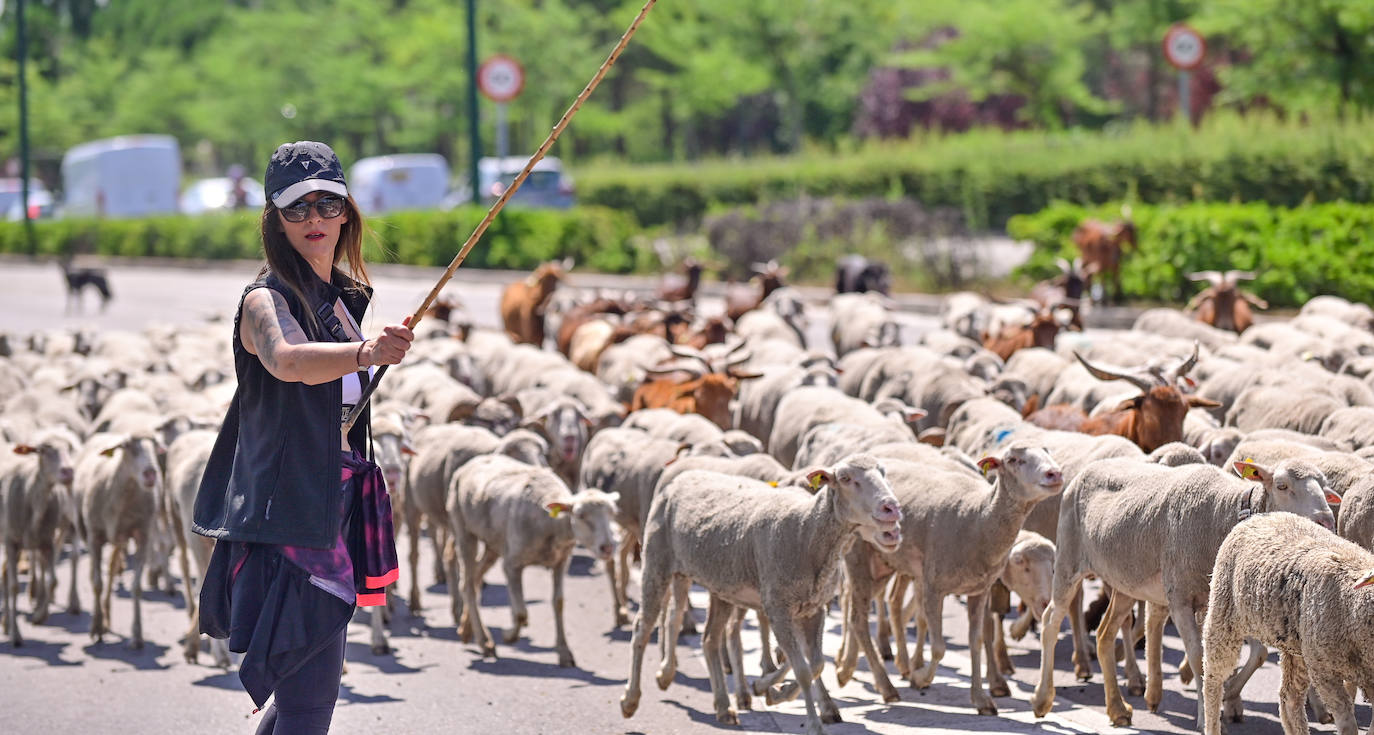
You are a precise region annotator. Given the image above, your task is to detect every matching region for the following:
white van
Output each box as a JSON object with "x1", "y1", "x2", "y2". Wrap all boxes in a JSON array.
[
  {"x1": 59, "y1": 135, "x2": 181, "y2": 218},
  {"x1": 348, "y1": 153, "x2": 450, "y2": 215}
]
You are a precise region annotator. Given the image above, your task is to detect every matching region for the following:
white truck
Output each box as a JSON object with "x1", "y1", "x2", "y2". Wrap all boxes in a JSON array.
[
  {"x1": 348, "y1": 153, "x2": 450, "y2": 215},
  {"x1": 59, "y1": 135, "x2": 181, "y2": 218}
]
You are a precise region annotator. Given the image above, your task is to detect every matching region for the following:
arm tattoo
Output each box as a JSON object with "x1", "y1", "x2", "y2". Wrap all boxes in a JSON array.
[{"x1": 243, "y1": 289, "x2": 307, "y2": 375}]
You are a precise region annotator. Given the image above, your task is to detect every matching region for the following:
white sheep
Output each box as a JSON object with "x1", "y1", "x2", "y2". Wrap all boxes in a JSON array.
[
  {"x1": 446, "y1": 454, "x2": 619, "y2": 667},
  {"x1": 620, "y1": 456, "x2": 902, "y2": 735},
  {"x1": 1204, "y1": 512, "x2": 1374, "y2": 735},
  {"x1": 0, "y1": 428, "x2": 79, "y2": 646}
]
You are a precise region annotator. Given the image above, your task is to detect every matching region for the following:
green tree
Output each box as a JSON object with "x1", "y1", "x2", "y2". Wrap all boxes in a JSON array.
[{"x1": 1194, "y1": 0, "x2": 1374, "y2": 115}]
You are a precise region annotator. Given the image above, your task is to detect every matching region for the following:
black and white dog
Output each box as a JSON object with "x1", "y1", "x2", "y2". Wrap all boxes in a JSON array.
[{"x1": 59, "y1": 256, "x2": 113, "y2": 314}]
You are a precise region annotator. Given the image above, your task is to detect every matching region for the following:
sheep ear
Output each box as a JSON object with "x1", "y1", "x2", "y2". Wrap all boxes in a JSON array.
[
  {"x1": 1355, "y1": 570, "x2": 1374, "y2": 589},
  {"x1": 12, "y1": 445, "x2": 36, "y2": 455},
  {"x1": 806, "y1": 469, "x2": 835, "y2": 491},
  {"x1": 545, "y1": 501, "x2": 573, "y2": 518},
  {"x1": 1233, "y1": 460, "x2": 1270, "y2": 483},
  {"x1": 100, "y1": 445, "x2": 120, "y2": 457},
  {"x1": 401, "y1": 442, "x2": 417, "y2": 456},
  {"x1": 1326, "y1": 488, "x2": 1344, "y2": 506},
  {"x1": 903, "y1": 407, "x2": 927, "y2": 423},
  {"x1": 977, "y1": 456, "x2": 1000, "y2": 477}
]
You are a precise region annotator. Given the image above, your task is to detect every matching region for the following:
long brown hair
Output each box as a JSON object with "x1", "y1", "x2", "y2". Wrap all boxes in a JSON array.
[{"x1": 257, "y1": 194, "x2": 371, "y2": 332}]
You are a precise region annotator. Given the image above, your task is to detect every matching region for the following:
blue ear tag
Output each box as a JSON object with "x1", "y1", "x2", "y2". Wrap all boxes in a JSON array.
[{"x1": 993, "y1": 428, "x2": 1014, "y2": 445}]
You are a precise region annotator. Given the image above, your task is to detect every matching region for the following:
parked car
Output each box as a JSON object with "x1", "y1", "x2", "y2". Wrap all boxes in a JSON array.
[
  {"x1": 349, "y1": 153, "x2": 450, "y2": 215},
  {"x1": 180, "y1": 176, "x2": 266, "y2": 215},
  {"x1": 445, "y1": 155, "x2": 576, "y2": 210},
  {"x1": 0, "y1": 178, "x2": 55, "y2": 220},
  {"x1": 59, "y1": 134, "x2": 181, "y2": 218}
]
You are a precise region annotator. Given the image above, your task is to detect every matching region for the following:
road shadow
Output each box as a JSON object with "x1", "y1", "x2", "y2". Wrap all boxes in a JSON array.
[
  {"x1": 0, "y1": 638, "x2": 81, "y2": 666},
  {"x1": 466, "y1": 651, "x2": 623, "y2": 686},
  {"x1": 190, "y1": 669, "x2": 244, "y2": 693},
  {"x1": 81, "y1": 638, "x2": 172, "y2": 671},
  {"x1": 344, "y1": 641, "x2": 430, "y2": 675},
  {"x1": 337, "y1": 682, "x2": 403, "y2": 706},
  {"x1": 43, "y1": 609, "x2": 92, "y2": 635}
]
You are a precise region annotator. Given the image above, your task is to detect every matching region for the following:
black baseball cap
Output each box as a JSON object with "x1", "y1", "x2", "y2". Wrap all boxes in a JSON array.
[{"x1": 264, "y1": 141, "x2": 349, "y2": 208}]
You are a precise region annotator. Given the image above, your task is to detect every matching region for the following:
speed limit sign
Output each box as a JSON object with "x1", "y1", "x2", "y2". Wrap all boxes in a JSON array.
[
  {"x1": 478, "y1": 55, "x2": 525, "y2": 103},
  {"x1": 1162, "y1": 24, "x2": 1205, "y2": 70}
]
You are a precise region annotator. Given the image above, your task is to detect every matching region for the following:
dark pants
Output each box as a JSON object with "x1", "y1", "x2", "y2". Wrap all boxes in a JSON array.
[{"x1": 254, "y1": 625, "x2": 347, "y2": 735}]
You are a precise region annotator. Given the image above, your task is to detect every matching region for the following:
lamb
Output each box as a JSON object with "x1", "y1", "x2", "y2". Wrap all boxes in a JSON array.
[
  {"x1": 72, "y1": 432, "x2": 164, "y2": 648},
  {"x1": 0, "y1": 428, "x2": 78, "y2": 646},
  {"x1": 986, "y1": 530, "x2": 1056, "y2": 682},
  {"x1": 874, "y1": 445, "x2": 1063, "y2": 713},
  {"x1": 620, "y1": 456, "x2": 902, "y2": 735},
  {"x1": 1030, "y1": 455, "x2": 1339, "y2": 728},
  {"x1": 1203, "y1": 512, "x2": 1374, "y2": 735},
  {"x1": 446, "y1": 454, "x2": 618, "y2": 667}
]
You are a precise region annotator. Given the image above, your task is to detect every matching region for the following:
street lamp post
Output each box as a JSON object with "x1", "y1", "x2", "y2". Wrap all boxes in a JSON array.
[
  {"x1": 16, "y1": 0, "x2": 34, "y2": 250},
  {"x1": 466, "y1": 0, "x2": 480, "y2": 205}
]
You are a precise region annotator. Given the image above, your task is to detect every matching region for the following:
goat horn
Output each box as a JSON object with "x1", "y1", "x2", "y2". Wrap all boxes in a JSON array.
[
  {"x1": 1188, "y1": 270, "x2": 1224, "y2": 286},
  {"x1": 641, "y1": 363, "x2": 703, "y2": 379},
  {"x1": 724, "y1": 351, "x2": 753, "y2": 370},
  {"x1": 667, "y1": 345, "x2": 713, "y2": 372},
  {"x1": 1171, "y1": 341, "x2": 1201, "y2": 381},
  {"x1": 1074, "y1": 351, "x2": 1155, "y2": 393},
  {"x1": 1225, "y1": 270, "x2": 1256, "y2": 283}
]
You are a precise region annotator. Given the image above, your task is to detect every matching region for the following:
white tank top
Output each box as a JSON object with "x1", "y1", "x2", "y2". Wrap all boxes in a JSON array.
[{"x1": 342, "y1": 365, "x2": 376, "y2": 405}]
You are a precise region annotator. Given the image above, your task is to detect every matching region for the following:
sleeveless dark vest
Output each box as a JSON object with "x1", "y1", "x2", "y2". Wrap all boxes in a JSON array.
[{"x1": 192, "y1": 265, "x2": 372, "y2": 549}]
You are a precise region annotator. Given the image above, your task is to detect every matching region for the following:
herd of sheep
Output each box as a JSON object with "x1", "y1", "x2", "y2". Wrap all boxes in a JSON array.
[{"x1": 4, "y1": 260, "x2": 1374, "y2": 735}]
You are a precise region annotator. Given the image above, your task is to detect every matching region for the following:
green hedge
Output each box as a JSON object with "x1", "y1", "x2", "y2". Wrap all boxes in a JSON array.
[
  {"x1": 576, "y1": 114, "x2": 1374, "y2": 229},
  {"x1": 0, "y1": 205, "x2": 650, "y2": 273},
  {"x1": 1008, "y1": 201, "x2": 1374, "y2": 308}
]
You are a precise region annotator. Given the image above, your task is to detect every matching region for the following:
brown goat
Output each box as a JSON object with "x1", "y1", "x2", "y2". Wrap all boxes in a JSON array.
[
  {"x1": 555, "y1": 296, "x2": 629, "y2": 357},
  {"x1": 656, "y1": 258, "x2": 705, "y2": 303},
  {"x1": 499, "y1": 257, "x2": 572, "y2": 346},
  {"x1": 1073, "y1": 215, "x2": 1136, "y2": 304},
  {"x1": 630, "y1": 369, "x2": 761, "y2": 430},
  {"x1": 674, "y1": 315, "x2": 731, "y2": 350},
  {"x1": 725, "y1": 260, "x2": 788, "y2": 322},
  {"x1": 982, "y1": 306, "x2": 1069, "y2": 361},
  {"x1": 1185, "y1": 270, "x2": 1268, "y2": 334},
  {"x1": 1025, "y1": 346, "x2": 1219, "y2": 452}
]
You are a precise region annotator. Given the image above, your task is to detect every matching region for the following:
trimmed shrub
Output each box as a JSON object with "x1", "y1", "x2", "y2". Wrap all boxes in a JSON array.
[
  {"x1": 1009, "y1": 201, "x2": 1374, "y2": 308},
  {"x1": 0, "y1": 205, "x2": 646, "y2": 273}
]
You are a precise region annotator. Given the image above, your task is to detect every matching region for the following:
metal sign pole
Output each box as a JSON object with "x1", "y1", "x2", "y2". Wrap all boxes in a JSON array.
[
  {"x1": 496, "y1": 102, "x2": 509, "y2": 159},
  {"x1": 17, "y1": 0, "x2": 33, "y2": 250},
  {"x1": 1177, "y1": 70, "x2": 1191, "y2": 125}
]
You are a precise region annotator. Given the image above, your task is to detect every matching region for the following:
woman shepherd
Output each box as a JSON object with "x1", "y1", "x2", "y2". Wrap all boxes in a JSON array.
[{"x1": 192, "y1": 141, "x2": 414, "y2": 734}]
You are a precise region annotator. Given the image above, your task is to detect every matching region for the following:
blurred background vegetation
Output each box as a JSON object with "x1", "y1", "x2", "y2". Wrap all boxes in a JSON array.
[{"x1": 2, "y1": 0, "x2": 1372, "y2": 302}]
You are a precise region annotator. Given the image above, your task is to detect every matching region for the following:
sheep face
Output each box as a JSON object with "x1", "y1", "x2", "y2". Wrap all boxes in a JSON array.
[
  {"x1": 550, "y1": 490, "x2": 620, "y2": 561},
  {"x1": 14, "y1": 436, "x2": 76, "y2": 488},
  {"x1": 100, "y1": 435, "x2": 163, "y2": 492},
  {"x1": 1234, "y1": 458, "x2": 1339, "y2": 530},
  {"x1": 977, "y1": 443, "x2": 1062, "y2": 502},
  {"x1": 1201, "y1": 429, "x2": 1243, "y2": 467},
  {"x1": 372, "y1": 431, "x2": 413, "y2": 492},
  {"x1": 809, "y1": 454, "x2": 902, "y2": 553},
  {"x1": 1003, "y1": 538, "x2": 1055, "y2": 623},
  {"x1": 542, "y1": 404, "x2": 591, "y2": 465}
]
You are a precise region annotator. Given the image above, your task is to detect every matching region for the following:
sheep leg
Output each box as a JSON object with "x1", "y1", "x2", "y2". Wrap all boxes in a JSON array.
[
  {"x1": 1144, "y1": 602, "x2": 1168, "y2": 713},
  {"x1": 1307, "y1": 684, "x2": 1333, "y2": 725},
  {"x1": 756, "y1": 611, "x2": 778, "y2": 675},
  {"x1": 702, "y1": 594, "x2": 738, "y2": 725},
  {"x1": 767, "y1": 611, "x2": 827, "y2": 735},
  {"x1": 1069, "y1": 583, "x2": 1092, "y2": 681},
  {"x1": 551, "y1": 556, "x2": 574, "y2": 668},
  {"x1": 430, "y1": 526, "x2": 448, "y2": 591},
  {"x1": 909, "y1": 587, "x2": 945, "y2": 690},
  {"x1": 3, "y1": 542, "x2": 19, "y2": 647},
  {"x1": 1030, "y1": 571, "x2": 1082, "y2": 718},
  {"x1": 991, "y1": 612, "x2": 1016, "y2": 677},
  {"x1": 620, "y1": 557, "x2": 671, "y2": 719},
  {"x1": 65, "y1": 526, "x2": 81, "y2": 615},
  {"x1": 655, "y1": 575, "x2": 691, "y2": 690},
  {"x1": 1219, "y1": 638, "x2": 1268, "y2": 722},
  {"x1": 615, "y1": 533, "x2": 634, "y2": 623},
  {"x1": 887, "y1": 574, "x2": 914, "y2": 676},
  {"x1": 834, "y1": 585, "x2": 853, "y2": 684},
  {"x1": 175, "y1": 527, "x2": 199, "y2": 663},
  {"x1": 31, "y1": 545, "x2": 53, "y2": 625},
  {"x1": 603, "y1": 546, "x2": 628, "y2": 628},
  {"x1": 1201, "y1": 622, "x2": 1243, "y2": 735},
  {"x1": 1168, "y1": 599, "x2": 1208, "y2": 730},
  {"x1": 842, "y1": 564, "x2": 900, "y2": 702},
  {"x1": 983, "y1": 614, "x2": 1011, "y2": 695},
  {"x1": 1121, "y1": 603, "x2": 1145, "y2": 697},
  {"x1": 501, "y1": 556, "x2": 529, "y2": 645},
  {"x1": 369, "y1": 594, "x2": 391, "y2": 656},
  {"x1": 1275, "y1": 655, "x2": 1313, "y2": 735},
  {"x1": 128, "y1": 531, "x2": 147, "y2": 650},
  {"x1": 454, "y1": 528, "x2": 495, "y2": 658},
  {"x1": 1008, "y1": 608, "x2": 1035, "y2": 641},
  {"x1": 405, "y1": 504, "x2": 422, "y2": 614},
  {"x1": 875, "y1": 596, "x2": 892, "y2": 661},
  {"x1": 1312, "y1": 673, "x2": 1357, "y2": 735},
  {"x1": 443, "y1": 537, "x2": 465, "y2": 633},
  {"x1": 88, "y1": 535, "x2": 106, "y2": 642},
  {"x1": 958, "y1": 592, "x2": 995, "y2": 715},
  {"x1": 725, "y1": 606, "x2": 751, "y2": 712},
  {"x1": 802, "y1": 607, "x2": 842, "y2": 723},
  {"x1": 1095, "y1": 589, "x2": 1135, "y2": 727}
]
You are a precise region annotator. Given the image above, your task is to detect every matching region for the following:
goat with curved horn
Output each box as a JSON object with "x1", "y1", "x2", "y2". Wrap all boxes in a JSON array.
[
  {"x1": 1073, "y1": 352, "x2": 1156, "y2": 394},
  {"x1": 1170, "y1": 341, "x2": 1201, "y2": 382},
  {"x1": 1188, "y1": 271, "x2": 1225, "y2": 287}
]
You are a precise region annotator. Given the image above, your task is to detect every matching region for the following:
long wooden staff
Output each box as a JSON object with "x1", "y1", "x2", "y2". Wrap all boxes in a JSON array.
[{"x1": 344, "y1": 0, "x2": 659, "y2": 432}]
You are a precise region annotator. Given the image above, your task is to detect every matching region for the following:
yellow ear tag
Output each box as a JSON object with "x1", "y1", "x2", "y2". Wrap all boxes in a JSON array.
[
  {"x1": 809, "y1": 474, "x2": 823, "y2": 490},
  {"x1": 980, "y1": 463, "x2": 990, "y2": 478},
  {"x1": 768, "y1": 481, "x2": 779, "y2": 487},
  {"x1": 549, "y1": 506, "x2": 563, "y2": 519}
]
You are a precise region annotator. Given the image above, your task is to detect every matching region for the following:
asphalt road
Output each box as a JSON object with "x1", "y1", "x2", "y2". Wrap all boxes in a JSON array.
[{"x1": 0, "y1": 256, "x2": 1353, "y2": 734}]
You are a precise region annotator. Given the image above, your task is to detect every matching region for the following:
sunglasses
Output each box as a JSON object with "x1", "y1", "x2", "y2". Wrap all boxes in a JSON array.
[{"x1": 279, "y1": 195, "x2": 346, "y2": 223}]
